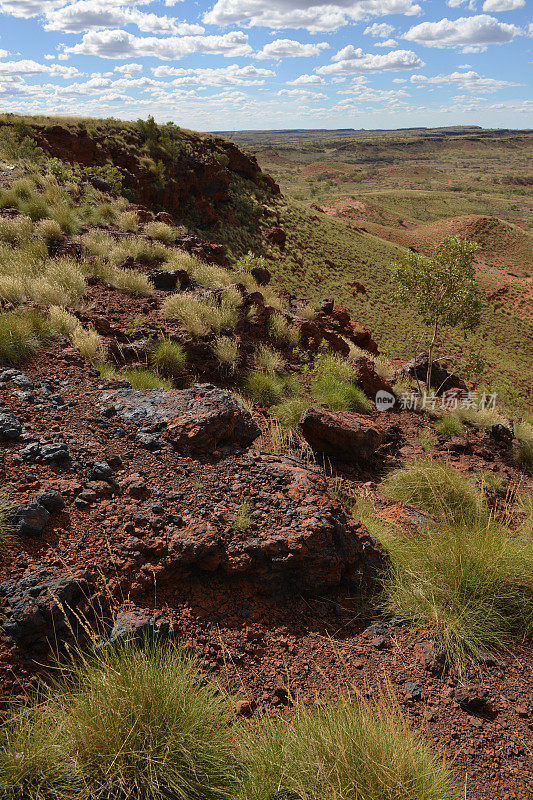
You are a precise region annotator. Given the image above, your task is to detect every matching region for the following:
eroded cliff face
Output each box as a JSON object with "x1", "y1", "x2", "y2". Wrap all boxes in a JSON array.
[{"x1": 26, "y1": 123, "x2": 279, "y2": 224}]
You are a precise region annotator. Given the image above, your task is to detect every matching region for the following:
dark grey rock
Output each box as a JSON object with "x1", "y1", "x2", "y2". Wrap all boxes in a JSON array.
[
  {"x1": 108, "y1": 611, "x2": 171, "y2": 644},
  {"x1": 405, "y1": 682, "x2": 423, "y2": 701},
  {"x1": 88, "y1": 462, "x2": 113, "y2": 481},
  {"x1": 12, "y1": 502, "x2": 49, "y2": 536},
  {"x1": 103, "y1": 383, "x2": 260, "y2": 454},
  {"x1": 35, "y1": 490, "x2": 65, "y2": 513},
  {"x1": 0, "y1": 407, "x2": 22, "y2": 441}
]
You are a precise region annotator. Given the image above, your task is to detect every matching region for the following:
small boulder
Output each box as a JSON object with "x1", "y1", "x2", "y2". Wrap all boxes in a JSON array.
[
  {"x1": 264, "y1": 226, "x2": 286, "y2": 249},
  {"x1": 352, "y1": 356, "x2": 393, "y2": 399},
  {"x1": 250, "y1": 265, "x2": 271, "y2": 286},
  {"x1": 35, "y1": 490, "x2": 65, "y2": 513},
  {"x1": 300, "y1": 407, "x2": 383, "y2": 462},
  {"x1": 404, "y1": 354, "x2": 467, "y2": 395},
  {"x1": 12, "y1": 502, "x2": 49, "y2": 536},
  {"x1": 0, "y1": 408, "x2": 22, "y2": 441}
]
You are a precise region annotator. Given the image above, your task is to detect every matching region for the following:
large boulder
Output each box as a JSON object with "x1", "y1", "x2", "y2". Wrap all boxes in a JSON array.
[
  {"x1": 102, "y1": 383, "x2": 260, "y2": 454},
  {"x1": 353, "y1": 356, "x2": 393, "y2": 399},
  {"x1": 159, "y1": 452, "x2": 385, "y2": 593},
  {"x1": 300, "y1": 406, "x2": 383, "y2": 462}
]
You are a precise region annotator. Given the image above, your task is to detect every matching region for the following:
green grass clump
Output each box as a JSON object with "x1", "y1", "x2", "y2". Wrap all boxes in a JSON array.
[
  {"x1": 255, "y1": 343, "x2": 284, "y2": 375},
  {"x1": 310, "y1": 352, "x2": 371, "y2": 414},
  {"x1": 434, "y1": 415, "x2": 465, "y2": 438},
  {"x1": 266, "y1": 312, "x2": 300, "y2": 346},
  {"x1": 0, "y1": 489, "x2": 14, "y2": 550},
  {"x1": 374, "y1": 461, "x2": 533, "y2": 665},
  {"x1": 271, "y1": 397, "x2": 309, "y2": 430},
  {"x1": 454, "y1": 406, "x2": 507, "y2": 431},
  {"x1": 121, "y1": 368, "x2": 172, "y2": 391},
  {"x1": 0, "y1": 215, "x2": 33, "y2": 245},
  {"x1": 150, "y1": 339, "x2": 186, "y2": 374},
  {"x1": 311, "y1": 377, "x2": 370, "y2": 414},
  {"x1": 381, "y1": 460, "x2": 487, "y2": 526},
  {"x1": 212, "y1": 336, "x2": 239, "y2": 369},
  {"x1": 244, "y1": 370, "x2": 298, "y2": 406},
  {"x1": 0, "y1": 309, "x2": 50, "y2": 364},
  {"x1": 36, "y1": 218, "x2": 62, "y2": 243},
  {"x1": 143, "y1": 220, "x2": 175, "y2": 242},
  {"x1": 514, "y1": 421, "x2": 533, "y2": 471},
  {"x1": 240, "y1": 691, "x2": 459, "y2": 800},
  {"x1": 161, "y1": 292, "x2": 239, "y2": 336},
  {"x1": 0, "y1": 642, "x2": 239, "y2": 800},
  {"x1": 232, "y1": 499, "x2": 253, "y2": 530}
]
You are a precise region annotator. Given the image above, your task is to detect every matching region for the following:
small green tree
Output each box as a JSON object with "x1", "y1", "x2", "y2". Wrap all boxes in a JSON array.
[{"x1": 390, "y1": 236, "x2": 482, "y2": 389}]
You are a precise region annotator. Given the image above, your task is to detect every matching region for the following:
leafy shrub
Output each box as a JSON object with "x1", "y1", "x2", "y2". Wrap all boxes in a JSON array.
[
  {"x1": 0, "y1": 309, "x2": 50, "y2": 363},
  {"x1": 240, "y1": 691, "x2": 459, "y2": 800},
  {"x1": 150, "y1": 340, "x2": 186, "y2": 374}
]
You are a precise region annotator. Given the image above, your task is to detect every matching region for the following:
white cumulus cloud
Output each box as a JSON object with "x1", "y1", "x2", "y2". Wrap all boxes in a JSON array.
[
  {"x1": 255, "y1": 39, "x2": 329, "y2": 59},
  {"x1": 404, "y1": 15, "x2": 522, "y2": 50},
  {"x1": 204, "y1": 0, "x2": 421, "y2": 34},
  {"x1": 364, "y1": 22, "x2": 395, "y2": 37},
  {"x1": 287, "y1": 73, "x2": 326, "y2": 84},
  {"x1": 317, "y1": 46, "x2": 424, "y2": 74},
  {"x1": 482, "y1": 0, "x2": 525, "y2": 11},
  {"x1": 375, "y1": 38, "x2": 398, "y2": 47},
  {"x1": 64, "y1": 29, "x2": 253, "y2": 59},
  {"x1": 410, "y1": 69, "x2": 520, "y2": 92},
  {"x1": 152, "y1": 64, "x2": 275, "y2": 85},
  {"x1": 43, "y1": 2, "x2": 204, "y2": 35},
  {"x1": 0, "y1": 59, "x2": 80, "y2": 77}
]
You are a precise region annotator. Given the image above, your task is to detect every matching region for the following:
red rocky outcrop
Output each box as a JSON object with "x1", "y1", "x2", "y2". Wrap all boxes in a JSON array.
[
  {"x1": 300, "y1": 406, "x2": 383, "y2": 462},
  {"x1": 158, "y1": 452, "x2": 385, "y2": 593}
]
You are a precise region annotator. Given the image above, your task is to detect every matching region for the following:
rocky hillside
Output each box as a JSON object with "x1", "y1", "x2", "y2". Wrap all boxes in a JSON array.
[{"x1": 0, "y1": 116, "x2": 532, "y2": 800}]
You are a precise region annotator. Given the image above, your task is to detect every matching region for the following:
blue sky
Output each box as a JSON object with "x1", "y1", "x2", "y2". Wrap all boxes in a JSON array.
[{"x1": 0, "y1": 0, "x2": 531, "y2": 129}]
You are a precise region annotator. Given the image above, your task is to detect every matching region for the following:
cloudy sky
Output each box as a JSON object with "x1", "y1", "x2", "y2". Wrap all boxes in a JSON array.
[{"x1": 0, "y1": 0, "x2": 531, "y2": 129}]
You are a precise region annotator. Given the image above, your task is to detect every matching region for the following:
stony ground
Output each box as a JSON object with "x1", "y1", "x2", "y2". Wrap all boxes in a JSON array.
[{"x1": 0, "y1": 335, "x2": 531, "y2": 800}]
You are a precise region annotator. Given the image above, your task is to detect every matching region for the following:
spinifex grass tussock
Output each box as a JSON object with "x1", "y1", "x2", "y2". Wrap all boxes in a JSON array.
[
  {"x1": 255, "y1": 343, "x2": 284, "y2": 375},
  {"x1": 49, "y1": 307, "x2": 105, "y2": 363},
  {"x1": 238, "y1": 688, "x2": 460, "y2": 800},
  {"x1": 381, "y1": 459, "x2": 487, "y2": 526},
  {"x1": 143, "y1": 221, "x2": 175, "y2": 242},
  {"x1": 161, "y1": 292, "x2": 239, "y2": 336},
  {"x1": 310, "y1": 352, "x2": 371, "y2": 414},
  {"x1": 150, "y1": 339, "x2": 187, "y2": 374},
  {"x1": 0, "y1": 488, "x2": 15, "y2": 550},
  {"x1": 0, "y1": 215, "x2": 33, "y2": 245},
  {"x1": 0, "y1": 641, "x2": 239, "y2": 800},
  {"x1": 374, "y1": 461, "x2": 533, "y2": 666},
  {"x1": 266, "y1": 312, "x2": 300, "y2": 346},
  {"x1": 0, "y1": 308, "x2": 51, "y2": 364},
  {"x1": 120, "y1": 367, "x2": 172, "y2": 391},
  {"x1": 244, "y1": 370, "x2": 299, "y2": 406},
  {"x1": 271, "y1": 397, "x2": 309, "y2": 430},
  {"x1": 513, "y1": 421, "x2": 533, "y2": 471},
  {"x1": 213, "y1": 335, "x2": 239, "y2": 368},
  {"x1": 434, "y1": 415, "x2": 465, "y2": 438}
]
